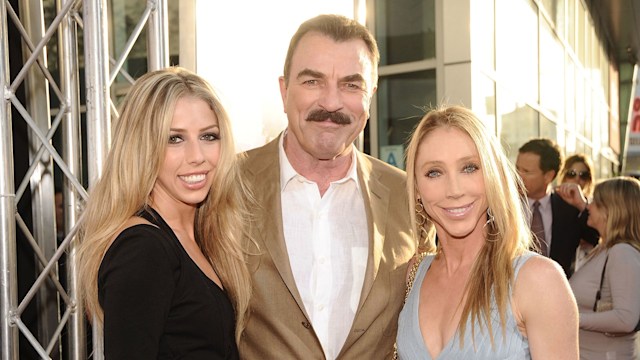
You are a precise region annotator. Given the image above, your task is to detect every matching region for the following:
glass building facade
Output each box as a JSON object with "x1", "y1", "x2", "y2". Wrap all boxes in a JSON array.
[{"x1": 370, "y1": 0, "x2": 619, "y2": 180}]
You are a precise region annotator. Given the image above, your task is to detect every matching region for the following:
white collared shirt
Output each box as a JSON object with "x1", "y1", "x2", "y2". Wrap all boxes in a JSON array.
[
  {"x1": 527, "y1": 193, "x2": 553, "y2": 247},
  {"x1": 279, "y1": 134, "x2": 369, "y2": 359}
]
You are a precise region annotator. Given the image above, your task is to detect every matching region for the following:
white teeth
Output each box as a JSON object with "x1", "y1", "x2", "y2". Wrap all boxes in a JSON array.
[
  {"x1": 180, "y1": 174, "x2": 205, "y2": 184},
  {"x1": 447, "y1": 204, "x2": 471, "y2": 214},
  {"x1": 448, "y1": 207, "x2": 467, "y2": 214}
]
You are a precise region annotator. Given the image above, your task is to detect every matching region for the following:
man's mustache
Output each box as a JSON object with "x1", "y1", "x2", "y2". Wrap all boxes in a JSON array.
[{"x1": 306, "y1": 109, "x2": 351, "y2": 125}]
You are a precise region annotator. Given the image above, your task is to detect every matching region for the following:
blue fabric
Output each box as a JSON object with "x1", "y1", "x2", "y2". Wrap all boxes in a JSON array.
[{"x1": 397, "y1": 252, "x2": 536, "y2": 359}]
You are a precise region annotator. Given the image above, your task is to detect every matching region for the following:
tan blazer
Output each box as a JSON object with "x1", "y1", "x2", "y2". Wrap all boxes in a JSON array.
[{"x1": 239, "y1": 135, "x2": 415, "y2": 359}]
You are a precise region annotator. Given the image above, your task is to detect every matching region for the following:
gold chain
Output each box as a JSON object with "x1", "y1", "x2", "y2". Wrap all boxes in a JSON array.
[
  {"x1": 394, "y1": 252, "x2": 428, "y2": 359},
  {"x1": 405, "y1": 252, "x2": 427, "y2": 301}
]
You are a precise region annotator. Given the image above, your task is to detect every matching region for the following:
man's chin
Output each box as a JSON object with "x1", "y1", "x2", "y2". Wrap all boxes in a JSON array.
[{"x1": 313, "y1": 147, "x2": 352, "y2": 161}]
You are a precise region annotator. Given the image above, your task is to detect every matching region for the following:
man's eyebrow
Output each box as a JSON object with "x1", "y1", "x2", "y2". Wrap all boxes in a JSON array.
[
  {"x1": 296, "y1": 69, "x2": 325, "y2": 80},
  {"x1": 295, "y1": 69, "x2": 366, "y2": 84},
  {"x1": 341, "y1": 74, "x2": 366, "y2": 83}
]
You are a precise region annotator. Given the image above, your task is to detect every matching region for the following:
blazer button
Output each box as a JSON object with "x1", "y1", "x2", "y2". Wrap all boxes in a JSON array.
[{"x1": 301, "y1": 321, "x2": 312, "y2": 329}]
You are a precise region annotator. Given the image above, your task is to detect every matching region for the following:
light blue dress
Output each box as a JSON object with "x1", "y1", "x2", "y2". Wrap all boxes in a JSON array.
[{"x1": 396, "y1": 252, "x2": 536, "y2": 359}]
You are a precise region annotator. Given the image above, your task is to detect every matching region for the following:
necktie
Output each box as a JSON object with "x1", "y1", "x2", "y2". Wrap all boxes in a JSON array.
[{"x1": 531, "y1": 201, "x2": 548, "y2": 256}]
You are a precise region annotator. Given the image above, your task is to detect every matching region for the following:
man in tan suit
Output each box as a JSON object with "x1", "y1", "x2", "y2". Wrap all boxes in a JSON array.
[{"x1": 239, "y1": 14, "x2": 415, "y2": 359}]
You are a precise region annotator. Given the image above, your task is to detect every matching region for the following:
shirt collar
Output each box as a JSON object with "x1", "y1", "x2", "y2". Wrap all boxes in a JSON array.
[
  {"x1": 278, "y1": 130, "x2": 360, "y2": 192},
  {"x1": 528, "y1": 192, "x2": 552, "y2": 210}
]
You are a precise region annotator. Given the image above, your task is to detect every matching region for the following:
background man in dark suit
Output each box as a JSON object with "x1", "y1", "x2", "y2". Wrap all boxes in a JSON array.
[{"x1": 516, "y1": 138, "x2": 599, "y2": 277}]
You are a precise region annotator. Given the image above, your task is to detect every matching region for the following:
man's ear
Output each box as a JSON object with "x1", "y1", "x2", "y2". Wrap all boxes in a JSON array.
[
  {"x1": 544, "y1": 169, "x2": 557, "y2": 185},
  {"x1": 278, "y1": 76, "x2": 288, "y2": 113}
]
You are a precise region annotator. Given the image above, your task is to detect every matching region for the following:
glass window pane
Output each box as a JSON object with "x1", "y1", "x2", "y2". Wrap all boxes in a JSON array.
[
  {"x1": 598, "y1": 156, "x2": 612, "y2": 179},
  {"x1": 473, "y1": 73, "x2": 497, "y2": 135},
  {"x1": 599, "y1": 101, "x2": 610, "y2": 148},
  {"x1": 601, "y1": 46, "x2": 609, "y2": 101},
  {"x1": 556, "y1": 0, "x2": 566, "y2": 40},
  {"x1": 496, "y1": 0, "x2": 538, "y2": 103},
  {"x1": 577, "y1": 1, "x2": 585, "y2": 64},
  {"x1": 576, "y1": 73, "x2": 585, "y2": 135},
  {"x1": 471, "y1": 0, "x2": 495, "y2": 71},
  {"x1": 541, "y1": 0, "x2": 558, "y2": 22},
  {"x1": 589, "y1": 28, "x2": 600, "y2": 89},
  {"x1": 565, "y1": 56, "x2": 576, "y2": 130},
  {"x1": 574, "y1": 139, "x2": 584, "y2": 156},
  {"x1": 567, "y1": 0, "x2": 575, "y2": 51},
  {"x1": 540, "y1": 18, "x2": 564, "y2": 121},
  {"x1": 584, "y1": 87, "x2": 592, "y2": 140},
  {"x1": 565, "y1": 130, "x2": 576, "y2": 154},
  {"x1": 375, "y1": 0, "x2": 435, "y2": 65},
  {"x1": 541, "y1": 114, "x2": 559, "y2": 144},
  {"x1": 498, "y1": 85, "x2": 539, "y2": 160},
  {"x1": 376, "y1": 70, "x2": 437, "y2": 153}
]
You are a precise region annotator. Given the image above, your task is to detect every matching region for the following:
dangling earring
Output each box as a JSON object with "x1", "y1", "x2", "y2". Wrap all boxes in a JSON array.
[
  {"x1": 415, "y1": 198, "x2": 431, "y2": 241},
  {"x1": 484, "y1": 208, "x2": 494, "y2": 227},
  {"x1": 484, "y1": 207, "x2": 500, "y2": 240},
  {"x1": 416, "y1": 198, "x2": 427, "y2": 225}
]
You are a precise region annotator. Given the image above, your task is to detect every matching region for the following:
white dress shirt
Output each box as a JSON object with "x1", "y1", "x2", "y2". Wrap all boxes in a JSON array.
[
  {"x1": 527, "y1": 193, "x2": 553, "y2": 249},
  {"x1": 279, "y1": 135, "x2": 369, "y2": 359}
]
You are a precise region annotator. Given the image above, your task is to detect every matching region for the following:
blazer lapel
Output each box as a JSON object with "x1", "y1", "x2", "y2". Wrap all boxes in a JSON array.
[
  {"x1": 247, "y1": 135, "x2": 309, "y2": 318},
  {"x1": 355, "y1": 152, "x2": 389, "y2": 308}
]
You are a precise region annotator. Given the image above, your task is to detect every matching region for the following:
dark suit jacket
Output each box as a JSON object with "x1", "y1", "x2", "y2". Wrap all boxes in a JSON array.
[
  {"x1": 238, "y1": 134, "x2": 415, "y2": 360},
  {"x1": 549, "y1": 192, "x2": 599, "y2": 278}
]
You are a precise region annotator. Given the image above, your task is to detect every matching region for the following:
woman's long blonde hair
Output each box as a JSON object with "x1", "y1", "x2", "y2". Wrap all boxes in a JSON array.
[
  {"x1": 591, "y1": 176, "x2": 640, "y2": 253},
  {"x1": 76, "y1": 67, "x2": 252, "y2": 342},
  {"x1": 405, "y1": 105, "x2": 532, "y2": 345}
]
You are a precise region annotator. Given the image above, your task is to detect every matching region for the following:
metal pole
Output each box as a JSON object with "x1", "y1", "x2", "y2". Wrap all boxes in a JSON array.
[
  {"x1": 0, "y1": 0, "x2": 19, "y2": 357},
  {"x1": 83, "y1": 0, "x2": 110, "y2": 358},
  {"x1": 58, "y1": 0, "x2": 85, "y2": 358},
  {"x1": 147, "y1": 0, "x2": 169, "y2": 70},
  {"x1": 83, "y1": 0, "x2": 110, "y2": 184},
  {"x1": 18, "y1": 0, "x2": 60, "y2": 352}
]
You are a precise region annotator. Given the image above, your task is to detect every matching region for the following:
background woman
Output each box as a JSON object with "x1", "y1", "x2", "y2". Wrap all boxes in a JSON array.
[
  {"x1": 558, "y1": 153, "x2": 596, "y2": 271},
  {"x1": 77, "y1": 67, "x2": 251, "y2": 359},
  {"x1": 559, "y1": 154, "x2": 595, "y2": 198},
  {"x1": 567, "y1": 177, "x2": 640, "y2": 359},
  {"x1": 397, "y1": 106, "x2": 578, "y2": 359}
]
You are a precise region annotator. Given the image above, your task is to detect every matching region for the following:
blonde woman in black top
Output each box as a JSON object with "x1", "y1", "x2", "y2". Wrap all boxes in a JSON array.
[{"x1": 77, "y1": 67, "x2": 252, "y2": 359}]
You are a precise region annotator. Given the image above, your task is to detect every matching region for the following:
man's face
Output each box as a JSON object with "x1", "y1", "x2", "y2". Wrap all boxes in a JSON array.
[
  {"x1": 279, "y1": 32, "x2": 377, "y2": 161},
  {"x1": 516, "y1": 151, "x2": 555, "y2": 200}
]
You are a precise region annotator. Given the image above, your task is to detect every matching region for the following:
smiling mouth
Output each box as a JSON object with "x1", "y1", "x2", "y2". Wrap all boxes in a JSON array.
[
  {"x1": 179, "y1": 174, "x2": 206, "y2": 184},
  {"x1": 443, "y1": 203, "x2": 474, "y2": 216}
]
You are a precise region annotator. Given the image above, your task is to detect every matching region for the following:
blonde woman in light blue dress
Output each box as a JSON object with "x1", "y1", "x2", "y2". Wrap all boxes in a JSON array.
[{"x1": 397, "y1": 106, "x2": 579, "y2": 359}]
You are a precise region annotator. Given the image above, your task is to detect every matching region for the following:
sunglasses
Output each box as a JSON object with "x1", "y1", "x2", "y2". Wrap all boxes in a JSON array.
[{"x1": 565, "y1": 169, "x2": 591, "y2": 180}]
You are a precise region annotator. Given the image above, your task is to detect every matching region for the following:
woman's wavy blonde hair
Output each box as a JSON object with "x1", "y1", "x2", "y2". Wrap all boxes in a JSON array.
[
  {"x1": 591, "y1": 176, "x2": 640, "y2": 253},
  {"x1": 76, "y1": 67, "x2": 252, "y2": 342},
  {"x1": 405, "y1": 105, "x2": 532, "y2": 346}
]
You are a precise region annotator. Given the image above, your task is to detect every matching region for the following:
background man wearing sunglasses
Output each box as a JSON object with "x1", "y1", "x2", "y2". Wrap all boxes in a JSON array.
[{"x1": 515, "y1": 138, "x2": 599, "y2": 278}]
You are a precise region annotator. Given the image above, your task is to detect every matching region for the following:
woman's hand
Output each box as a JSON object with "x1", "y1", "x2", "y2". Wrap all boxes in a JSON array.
[{"x1": 555, "y1": 183, "x2": 588, "y2": 212}]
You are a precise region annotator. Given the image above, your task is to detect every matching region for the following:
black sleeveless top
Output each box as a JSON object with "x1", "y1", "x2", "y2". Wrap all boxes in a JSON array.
[{"x1": 98, "y1": 208, "x2": 238, "y2": 359}]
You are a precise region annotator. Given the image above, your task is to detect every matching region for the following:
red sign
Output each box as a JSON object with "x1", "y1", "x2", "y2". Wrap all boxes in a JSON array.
[{"x1": 634, "y1": 97, "x2": 640, "y2": 133}]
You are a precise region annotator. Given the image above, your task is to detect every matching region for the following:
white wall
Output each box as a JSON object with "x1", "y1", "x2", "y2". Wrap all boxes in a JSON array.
[{"x1": 194, "y1": 1, "x2": 356, "y2": 151}]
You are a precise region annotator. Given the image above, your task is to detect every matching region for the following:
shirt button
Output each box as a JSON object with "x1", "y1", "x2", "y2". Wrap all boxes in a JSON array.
[
  {"x1": 301, "y1": 321, "x2": 312, "y2": 329},
  {"x1": 318, "y1": 304, "x2": 325, "y2": 311}
]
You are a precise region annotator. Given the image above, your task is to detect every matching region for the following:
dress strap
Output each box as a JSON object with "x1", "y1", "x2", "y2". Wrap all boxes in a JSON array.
[{"x1": 513, "y1": 251, "x2": 538, "y2": 279}]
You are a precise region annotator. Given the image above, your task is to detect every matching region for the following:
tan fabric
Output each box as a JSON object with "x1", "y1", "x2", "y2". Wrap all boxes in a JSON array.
[
  {"x1": 238, "y1": 134, "x2": 415, "y2": 359},
  {"x1": 570, "y1": 243, "x2": 640, "y2": 359}
]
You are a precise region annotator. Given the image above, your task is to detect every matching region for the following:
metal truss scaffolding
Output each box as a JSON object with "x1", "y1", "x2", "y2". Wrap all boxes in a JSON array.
[{"x1": 0, "y1": 0, "x2": 169, "y2": 358}]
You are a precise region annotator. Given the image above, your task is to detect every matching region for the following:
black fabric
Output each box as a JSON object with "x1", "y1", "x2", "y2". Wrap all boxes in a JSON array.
[
  {"x1": 549, "y1": 193, "x2": 600, "y2": 277},
  {"x1": 98, "y1": 208, "x2": 238, "y2": 359}
]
